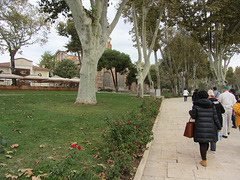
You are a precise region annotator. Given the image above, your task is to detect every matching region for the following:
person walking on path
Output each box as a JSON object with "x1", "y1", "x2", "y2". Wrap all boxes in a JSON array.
[
  {"x1": 192, "y1": 89, "x2": 199, "y2": 102},
  {"x1": 183, "y1": 88, "x2": 189, "y2": 102},
  {"x1": 189, "y1": 90, "x2": 221, "y2": 167},
  {"x1": 218, "y1": 86, "x2": 237, "y2": 138},
  {"x1": 230, "y1": 89, "x2": 238, "y2": 128},
  {"x1": 233, "y1": 94, "x2": 240, "y2": 130},
  {"x1": 213, "y1": 87, "x2": 220, "y2": 98},
  {"x1": 208, "y1": 90, "x2": 225, "y2": 153}
]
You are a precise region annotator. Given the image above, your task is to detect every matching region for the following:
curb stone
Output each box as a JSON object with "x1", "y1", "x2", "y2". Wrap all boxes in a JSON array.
[{"x1": 134, "y1": 97, "x2": 165, "y2": 180}]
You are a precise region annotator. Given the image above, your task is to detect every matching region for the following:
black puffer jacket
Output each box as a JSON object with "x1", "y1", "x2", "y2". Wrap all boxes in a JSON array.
[
  {"x1": 189, "y1": 99, "x2": 221, "y2": 143},
  {"x1": 209, "y1": 98, "x2": 225, "y2": 127}
]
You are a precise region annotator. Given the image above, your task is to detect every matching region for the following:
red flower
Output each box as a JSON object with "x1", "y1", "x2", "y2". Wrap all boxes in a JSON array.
[
  {"x1": 133, "y1": 141, "x2": 135, "y2": 144},
  {"x1": 153, "y1": 101, "x2": 156, "y2": 103},
  {"x1": 77, "y1": 146, "x2": 81, "y2": 150},
  {"x1": 71, "y1": 144, "x2": 77, "y2": 148},
  {"x1": 127, "y1": 121, "x2": 131, "y2": 125},
  {"x1": 135, "y1": 124, "x2": 138, "y2": 127},
  {"x1": 118, "y1": 122, "x2": 120, "y2": 125}
]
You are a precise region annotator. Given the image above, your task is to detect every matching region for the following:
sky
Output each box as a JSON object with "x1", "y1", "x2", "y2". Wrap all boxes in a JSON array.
[{"x1": 0, "y1": 1, "x2": 239, "y2": 70}]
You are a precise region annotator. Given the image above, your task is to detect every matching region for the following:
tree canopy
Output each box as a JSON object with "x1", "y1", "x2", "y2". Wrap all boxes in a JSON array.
[
  {"x1": 170, "y1": 0, "x2": 240, "y2": 87},
  {"x1": 39, "y1": 51, "x2": 56, "y2": 70},
  {"x1": 98, "y1": 49, "x2": 132, "y2": 92},
  {"x1": 0, "y1": 0, "x2": 49, "y2": 85},
  {"x1": 54, "y1": 59, "x2": 79, "y2": 78}
]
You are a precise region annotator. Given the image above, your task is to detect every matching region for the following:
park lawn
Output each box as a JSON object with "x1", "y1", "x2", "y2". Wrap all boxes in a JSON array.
[{"x1": 0, "y1": 91, "x2": 148, "y2": 178}]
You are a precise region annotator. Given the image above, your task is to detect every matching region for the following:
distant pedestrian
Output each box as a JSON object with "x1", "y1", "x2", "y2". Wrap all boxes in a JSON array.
[
  {"x1": 213, "y1": 87, "x2": 220, "y2": 98},
  {"x1": 208, "y1": 90, "x2": 225, "y2": 153},
  {"x1": 233, "y1": 94, "x2": 240, "y2": 130},
  {"x1": 189, "y1": 90, "x2": 221, "y2": 167},
  {"x1": 218, "y1": 86, "x2": 237, "y2": 138},
  {"x1": 183, "y1": 88, "x2": 189, "y2": 102},
  {"x1": 192, "y1": 89, "x2": 199, "y2": 102}
]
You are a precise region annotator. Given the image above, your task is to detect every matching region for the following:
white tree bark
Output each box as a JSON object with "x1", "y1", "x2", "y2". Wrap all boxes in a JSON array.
[
  {"x1": 132, "y1": 1, "x2": 165, "y2": 98},
  {"x1": 65, "y1": 0, "x2": 129, "y2": 104}
]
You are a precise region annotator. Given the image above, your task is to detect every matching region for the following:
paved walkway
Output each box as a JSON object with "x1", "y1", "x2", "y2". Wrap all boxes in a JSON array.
[{"x1": 134, "y1": 98, "x2": 240, "y2": 180}]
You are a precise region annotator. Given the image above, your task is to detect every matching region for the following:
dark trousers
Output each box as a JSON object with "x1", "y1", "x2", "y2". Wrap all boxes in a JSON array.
[
  {"x1": 210, "y1": 141, "x2": 216, "y2": 151},
  {"x1": 232, "y1": 110, "x2": 236, "y2": 128},
  {"x1": 184, "y1": 96, "x2": 188, "y2": 102},
  {"x1": 199, "y1": 142, "x2": 209, "y2": 160}
]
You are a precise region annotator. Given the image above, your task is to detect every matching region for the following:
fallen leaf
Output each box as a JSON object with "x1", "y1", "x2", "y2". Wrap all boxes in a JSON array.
[
  {"x1": 99, "y1": 172, "x2": 106, "y2": 179},
  {"x1": 0, "y1": 163, "x2": 7, "y2": 167},
  {"x1": 6, "y1": 151, "x2": 14, "y2": 154},
  {"x1": 39, "y1": 145, "x2": 45, "y2": 148},
  {"x1": 47, "y1": 156, "x2": 56, "y2": 161},
  {"x1": 97, "y1": 164, "x2": 106, "y2": 169},
  {"x1": 32, "y1": 176, "x2": 41, "y2": 180},
  {"x1": 51, "y1": 120, "x2": 55, "y2": 123},
  {"x1": 71, "y1": 170, "x2": 77, "y2": 174},
  {"x1": 10, "y1": 144, "x2": 19, "y2": 148},
  {"x1": 24, "y1": 169, "x2": 34, "y2": 177},
  {"x1": 6, "y1": 155, "x2": 12, "y2": 159},
  {"x1": 5, "y1": 174, "x2": 18, "y2": 179}
]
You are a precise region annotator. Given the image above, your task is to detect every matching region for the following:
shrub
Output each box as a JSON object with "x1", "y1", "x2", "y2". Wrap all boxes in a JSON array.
[{"x1": 103, "y1": 98, "x2": 162, "y2": 179}]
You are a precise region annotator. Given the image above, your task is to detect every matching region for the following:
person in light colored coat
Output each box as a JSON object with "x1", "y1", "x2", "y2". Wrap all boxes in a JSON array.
[{"x1": 218, "y1": 86, "x2": 237, "y2": 138}]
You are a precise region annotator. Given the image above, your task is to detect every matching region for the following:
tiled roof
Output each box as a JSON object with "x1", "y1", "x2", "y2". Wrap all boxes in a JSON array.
[
  {"x1": 33, "y1": 66, "x2": 50, "y2": 71},
  {"x1": 0, "y1": 62, "x2": 50, "y2": 71},
  {"x1": 0, "y1": 62, "x2": 10, "y2": 67}
]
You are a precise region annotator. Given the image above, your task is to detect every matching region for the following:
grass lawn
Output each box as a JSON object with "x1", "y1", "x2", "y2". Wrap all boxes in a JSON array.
[{"x1": 0, "y1": 91, "x2": 156, "y2": 179}]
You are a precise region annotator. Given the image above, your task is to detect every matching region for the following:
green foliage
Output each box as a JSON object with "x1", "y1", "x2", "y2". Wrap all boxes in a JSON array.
[
  {"x1": 98, "y1": 49, "x2": 132, "y2": 92},
  {"x1": 54, "y1": 59, "x2": 79, "y2": 78},
  {"x1": 126, "y1": 64, "x2": 137, "y2": 88},
  {"x1": 98, "y1": 49, "x2": 132, "y2": 73},
  {"x1": 57, "y1": 19, "x2": 82, "y2": 59},
  {"x1": 226, "y1": 67, "x2": 235, "y2": 86},
  {"x1": 38, "y1": 51, "x2": 55, "y2": 70},
  {"x1": 103, "y1": 98, "x2": 162, "y2": 178},
  {"x1": 0, "y1": 91, "x2": 154, "y2": 179}
]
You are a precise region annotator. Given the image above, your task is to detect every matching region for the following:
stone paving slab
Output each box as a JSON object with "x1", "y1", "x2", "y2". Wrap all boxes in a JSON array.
[{"x1": 134, "y1": 98, "x2": 240, "y2": 180}]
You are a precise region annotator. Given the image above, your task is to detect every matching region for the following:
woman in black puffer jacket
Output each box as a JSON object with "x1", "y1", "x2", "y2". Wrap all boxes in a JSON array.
[{"x1": 189, "y1": 90, "x2": 222, "y2": 167}]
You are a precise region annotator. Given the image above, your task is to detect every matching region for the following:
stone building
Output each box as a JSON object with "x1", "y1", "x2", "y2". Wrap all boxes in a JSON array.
[
  {"x1": 52, "y1": 38, "x2": 139, "y2": 92},
  {"x1": 0, "y1": 58, "x2": 50, "y2": 86}
]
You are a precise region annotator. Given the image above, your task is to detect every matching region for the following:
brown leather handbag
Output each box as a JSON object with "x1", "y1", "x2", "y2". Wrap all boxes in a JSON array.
[{"x1": 183, "y1": 118, "x2": 194, "y2": 138}]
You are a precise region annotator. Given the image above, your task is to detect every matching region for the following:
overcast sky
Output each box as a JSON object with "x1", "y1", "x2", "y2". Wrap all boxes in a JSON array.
[{"x1": 0, "y1": 1, "x2": 239, "y2": 69}]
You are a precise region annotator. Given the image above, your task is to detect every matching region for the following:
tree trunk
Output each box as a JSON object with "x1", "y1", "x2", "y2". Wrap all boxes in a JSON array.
[
  {"x1": 10, "y1": 50, "x2": 17, "y2": 86},
  {"x1": 154, "y1": 50, "x2": 161, "y2": 90},
  {"x1": 137, "y1": 72, "x2": 144, "y2": 97},
  {"x1": 75, "y1": 51, "x2": 100, "y2": 104},
  {"x1": 65, "y1": 0, "x2": 129, "y2": 104},
  {"x1": 114, "y1": 69, "x2": 119, "y2": 92},
  {"x1": 148, "y1": 72, "x2": 154, "y2": 89}
]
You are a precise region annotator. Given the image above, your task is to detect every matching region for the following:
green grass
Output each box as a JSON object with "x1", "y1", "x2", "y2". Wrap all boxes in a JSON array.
[{"x1": 0, "y1": 91, "x2": 150, "y2": 178}]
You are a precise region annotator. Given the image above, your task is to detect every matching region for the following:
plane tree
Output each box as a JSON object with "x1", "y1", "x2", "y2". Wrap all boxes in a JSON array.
[
  {"x1": 170, "y1": 0, "x2": 240, "y2": 88},
  {"x1": 122, "y1": 0, "x2": 167, "y2": 98},
  {"x1": 39, "y1": 0, "x2": 129, "y2": 104},
  {"x1": 0, "y1": 0, "x2": 49, "y2": 85}
]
